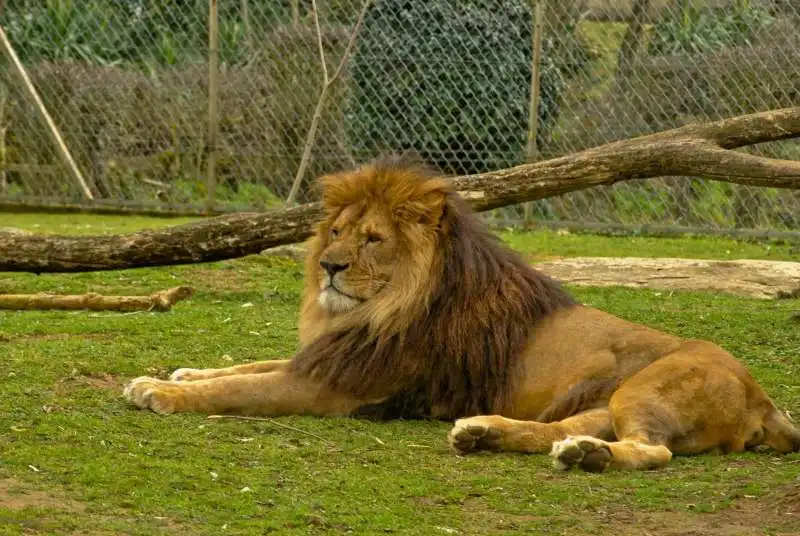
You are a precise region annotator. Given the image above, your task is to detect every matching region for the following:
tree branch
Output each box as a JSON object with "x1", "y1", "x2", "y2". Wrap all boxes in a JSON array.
[
  {"x1": 0, "y1": 286, "x2": 194, "y2": 312},
  {"x1": 284, "y1": 0, "x2": 373, "y2": 206},
  {"x1": 311, "y1": 0, "x2": 329, "y2": 83},
  {"x1": 1, "y1": 107, "x2": 799, "y2": 273}
]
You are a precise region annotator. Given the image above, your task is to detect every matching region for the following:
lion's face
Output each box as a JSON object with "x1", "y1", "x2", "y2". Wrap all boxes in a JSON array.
[
  {"x1": 316, "y1": 203, "x2": 399, "y2": 314},
  {"x1": 306, "y1": 159, "x2": 450, "y2": 320}
]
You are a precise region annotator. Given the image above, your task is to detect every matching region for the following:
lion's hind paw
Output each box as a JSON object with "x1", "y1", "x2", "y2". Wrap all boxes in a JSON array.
[{"x1": 550, "y1": 435, "x2": 613, "y2": 473}]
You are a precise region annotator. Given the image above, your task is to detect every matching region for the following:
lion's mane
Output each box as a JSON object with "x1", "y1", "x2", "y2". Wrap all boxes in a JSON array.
[{"x1": 288, "y1": 156, "x2": 577, "y2": 420}]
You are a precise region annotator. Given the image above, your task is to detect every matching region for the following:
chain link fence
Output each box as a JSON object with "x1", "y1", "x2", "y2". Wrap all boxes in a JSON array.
[{"x1": 1, "y1": 0, "x2": 799, "y2": 235}]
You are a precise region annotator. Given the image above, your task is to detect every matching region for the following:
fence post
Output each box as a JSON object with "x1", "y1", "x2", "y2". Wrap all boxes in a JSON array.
[
  {"x1": 0, "y1": 0, "x2": 4, "y2": 196},
  {"x1": 206, "y1": 0, "x2": 220, "y2": 215},
  {"x1": 0, "y1": 86, "x2": 6, "y2": 195},
  {"x1": 523, "y1": 0, "x2": 545, "y2": 227}
]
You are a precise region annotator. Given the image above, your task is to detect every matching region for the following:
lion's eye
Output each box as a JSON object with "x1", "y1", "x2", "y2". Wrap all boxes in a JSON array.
[
  {"x1": 366, "y1": 235, "x2": 383, "y2": 245},
  {"x1": 330, "y1": 228, "x2": 340, "y2": 239}
]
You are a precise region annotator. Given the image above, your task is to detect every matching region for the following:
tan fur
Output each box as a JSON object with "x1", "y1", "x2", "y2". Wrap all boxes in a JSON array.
[{"x1": 123, "y1": 155, "x2": 800, "y2": 471}]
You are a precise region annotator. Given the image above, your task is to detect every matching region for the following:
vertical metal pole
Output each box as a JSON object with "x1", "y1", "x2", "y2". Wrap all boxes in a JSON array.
[
  {"x1": 206, "y1": 0, "x2": 220, "y2": 214},
  {"x1": 524, "y1": 0, "x2": 545, "y2": 227}
]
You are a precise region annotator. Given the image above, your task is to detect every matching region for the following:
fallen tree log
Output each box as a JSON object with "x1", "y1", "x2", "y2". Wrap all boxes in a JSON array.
[
  {"x1": 0, "y1": 286, "x2": 194, "y2": 312},
  {"x1": 1, "y1": 107, "x2": 799, "y2": 273}
]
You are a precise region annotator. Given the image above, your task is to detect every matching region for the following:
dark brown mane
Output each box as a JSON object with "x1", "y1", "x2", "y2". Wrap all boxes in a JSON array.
[{"x1": 288, "y1": 158, "x2": 578, "y2": 420}]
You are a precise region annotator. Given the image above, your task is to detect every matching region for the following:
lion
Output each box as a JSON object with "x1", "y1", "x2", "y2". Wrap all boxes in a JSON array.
[{"x1": 123, "y1": 154, "x2": 800, "y2": 472}]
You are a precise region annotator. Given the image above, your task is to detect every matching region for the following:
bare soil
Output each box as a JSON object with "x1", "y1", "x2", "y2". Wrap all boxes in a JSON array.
[
  {"x1": 0, "y1": 478, "x2": 85, "y2": 512},
  {"x1": 534, "y1": 257, "x2": 800, "y2": 300}
]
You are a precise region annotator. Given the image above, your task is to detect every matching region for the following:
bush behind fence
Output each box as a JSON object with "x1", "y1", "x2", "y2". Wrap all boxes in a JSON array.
[{"x1": 1, "y1": 0, "x2": 799, "y2": 234}]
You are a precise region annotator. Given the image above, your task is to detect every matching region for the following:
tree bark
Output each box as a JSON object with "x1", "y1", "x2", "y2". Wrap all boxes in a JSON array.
[{"x1": 2, "y1": 107, "x2": 799, "y2": 274}]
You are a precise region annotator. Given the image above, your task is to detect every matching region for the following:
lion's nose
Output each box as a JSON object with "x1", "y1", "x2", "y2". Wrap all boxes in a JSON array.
[{"x1": 320, "y1": 260, "x2": 349, "y2": 277}]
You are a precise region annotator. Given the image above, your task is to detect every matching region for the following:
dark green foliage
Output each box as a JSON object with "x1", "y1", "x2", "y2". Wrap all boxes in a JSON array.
[
  {"x1": 2, "y1": 0, "x2": 287, "y2": 68},
  {"x1": 647, "y1": 0, "x2": 775, "y2": 56},
  {"x1": 345, "y1": 0, "x2": 566, "y2": 176}
]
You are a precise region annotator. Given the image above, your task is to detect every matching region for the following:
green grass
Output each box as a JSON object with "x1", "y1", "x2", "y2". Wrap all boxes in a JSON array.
[
  {"x1": 501, "y1": 227, "x2": 799, "y2": 261},
  {"x1": 1, "y1": 212, "x2": 799, "y2": 535},
  {"x1": 2, "y1": 213, "x2": 200, "y2": 235}
]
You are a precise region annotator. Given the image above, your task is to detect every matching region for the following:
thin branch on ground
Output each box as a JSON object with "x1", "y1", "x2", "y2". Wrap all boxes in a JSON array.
[{"x1": 207, "y1": 414, "x2": 337, "y2": 446}]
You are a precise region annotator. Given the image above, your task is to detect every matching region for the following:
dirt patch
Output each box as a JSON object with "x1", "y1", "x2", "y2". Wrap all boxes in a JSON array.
[
  {"x1": 0, "y1": 479, "x2": 85, "y2": 512},
  {"x1": 56, "y1": 371, "x2": 124, "y2": 393},
  {"x1": 458, "y1": 479, "x2": 800, "y2": 535},
  {"x1": 598, "y1": 480, "x2": 800, "y2": 536},
  {"x1": 775, "y1": 481, "x2": 800, "y2": 515},
  {"x1": 0, "y1": 479, "x2": 190, "y2": 535},
  {"x1": 533, "y1": 257, "x2": 800, "y2": 300}
]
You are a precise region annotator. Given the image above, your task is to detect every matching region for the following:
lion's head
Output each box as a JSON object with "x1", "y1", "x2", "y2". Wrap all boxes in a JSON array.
[
  {"x1": 290, "y1": 155, "x2": 577, "y2": 420},
  {"x1": 298, "y1": 155, "x2": 450, "y2": 342}
]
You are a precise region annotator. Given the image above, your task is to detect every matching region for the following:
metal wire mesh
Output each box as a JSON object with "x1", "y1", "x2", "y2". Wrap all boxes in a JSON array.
[{"x1": 1, "y1": 0, "x2": 799, "y2": 234}]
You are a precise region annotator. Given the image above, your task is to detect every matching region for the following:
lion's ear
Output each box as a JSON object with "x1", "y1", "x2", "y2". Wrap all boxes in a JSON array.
[
  {"x1": 318, "y1": 172, "x2": 353, "y2": 208},
  {"x1": 419, "y1": 190, "x2": 447, "y2": 226},
  {"x1": 397, "y1": 190, "x2": 447, "y2": 226}
]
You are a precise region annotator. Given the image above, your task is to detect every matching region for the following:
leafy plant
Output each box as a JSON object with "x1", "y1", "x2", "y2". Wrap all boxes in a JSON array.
[
  {"x1": 2, "y1": 0, "x2": 298, "y2": 68},
  {"x1": 648, "y1": 0, "x2": 775, "y2": 56}
]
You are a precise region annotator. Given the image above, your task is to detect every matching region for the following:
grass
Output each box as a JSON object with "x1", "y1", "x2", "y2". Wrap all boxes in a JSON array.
[{"x1": 1, "y1": 212, "x2": 799, "y2": 535}]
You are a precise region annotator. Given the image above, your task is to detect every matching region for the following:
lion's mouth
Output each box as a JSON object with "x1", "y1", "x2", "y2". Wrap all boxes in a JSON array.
[
  {"x1": 324, "y1": 283, "x2": 362, "y2": 302},
  {"x1": 319, "y1": 283, "x2": 364, "y2": 314}
]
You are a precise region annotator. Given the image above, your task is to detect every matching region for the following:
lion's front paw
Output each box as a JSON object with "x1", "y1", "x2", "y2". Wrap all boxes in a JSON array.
[
  {"x1": 123, "y1": 376, "x2": 183, "y2": 415},
  {"x1": 168, "y1": 368, "x2": 204, "y2": 381},
  {"x1": 448, "y1": 417, "x2": 504, "y2": 454},
  {"x1": 549, "y1": 435, "x2": 613, "y2": 473}
]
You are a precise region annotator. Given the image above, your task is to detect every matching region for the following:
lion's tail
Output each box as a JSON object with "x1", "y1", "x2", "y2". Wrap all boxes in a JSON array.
[{"x1": 761, "y1": 407, "x2": 800, "y2": 453}]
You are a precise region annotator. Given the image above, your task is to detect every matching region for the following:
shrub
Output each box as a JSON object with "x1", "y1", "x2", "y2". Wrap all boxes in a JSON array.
[
  {"x1": 4, "y1": 24, "x2": 353, "y2": 208},
  {"x1": 2, "y1": 0, "x2": 299, "y2": 68},
  {"x1": 647, "y1": 0, "x2": 775, "y2": 57},
  {"x1": 345, "y1": 0, "x2": 569, "y2": 176}
]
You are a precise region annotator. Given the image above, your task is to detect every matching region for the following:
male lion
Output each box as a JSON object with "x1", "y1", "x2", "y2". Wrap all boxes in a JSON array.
[{"x1": 123, "y1": 155, "x2": 799, "y2": 472}]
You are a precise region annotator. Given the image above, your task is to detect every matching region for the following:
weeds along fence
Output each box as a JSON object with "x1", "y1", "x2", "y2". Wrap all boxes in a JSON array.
[{"x1": 1, "y1": 0, "x2": 799, "y2": 236}]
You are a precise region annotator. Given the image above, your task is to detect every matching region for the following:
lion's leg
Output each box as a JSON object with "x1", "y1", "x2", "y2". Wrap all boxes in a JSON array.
[
  {"x1": 549, "y1": 435, "x2": 672, "y2": 472},
  {"x1": 448, "y1": 408, "x2": 613, "y2": 454},
  {"x1": 551, "y1": 342, "x2": 799, "y2": 472},
  {"x1": 123, "y1": 370, "x2": 367, "y2": 417},
  {"x1": 169, "y1": 359, "x2": 289, "y2": 381}
]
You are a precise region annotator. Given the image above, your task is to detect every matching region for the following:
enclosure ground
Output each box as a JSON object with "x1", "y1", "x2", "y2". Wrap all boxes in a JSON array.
[{"x1": 1, "y1": 213, "x2": 798, "y2": 535}]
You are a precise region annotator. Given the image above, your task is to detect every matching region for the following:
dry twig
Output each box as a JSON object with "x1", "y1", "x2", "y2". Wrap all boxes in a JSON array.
[
  {"x1": 208, "y1": 414, "x2": 337, "y2": 446},
  {"x1": 284, "y1": 0, "x2": 373, "y2": 205}
]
